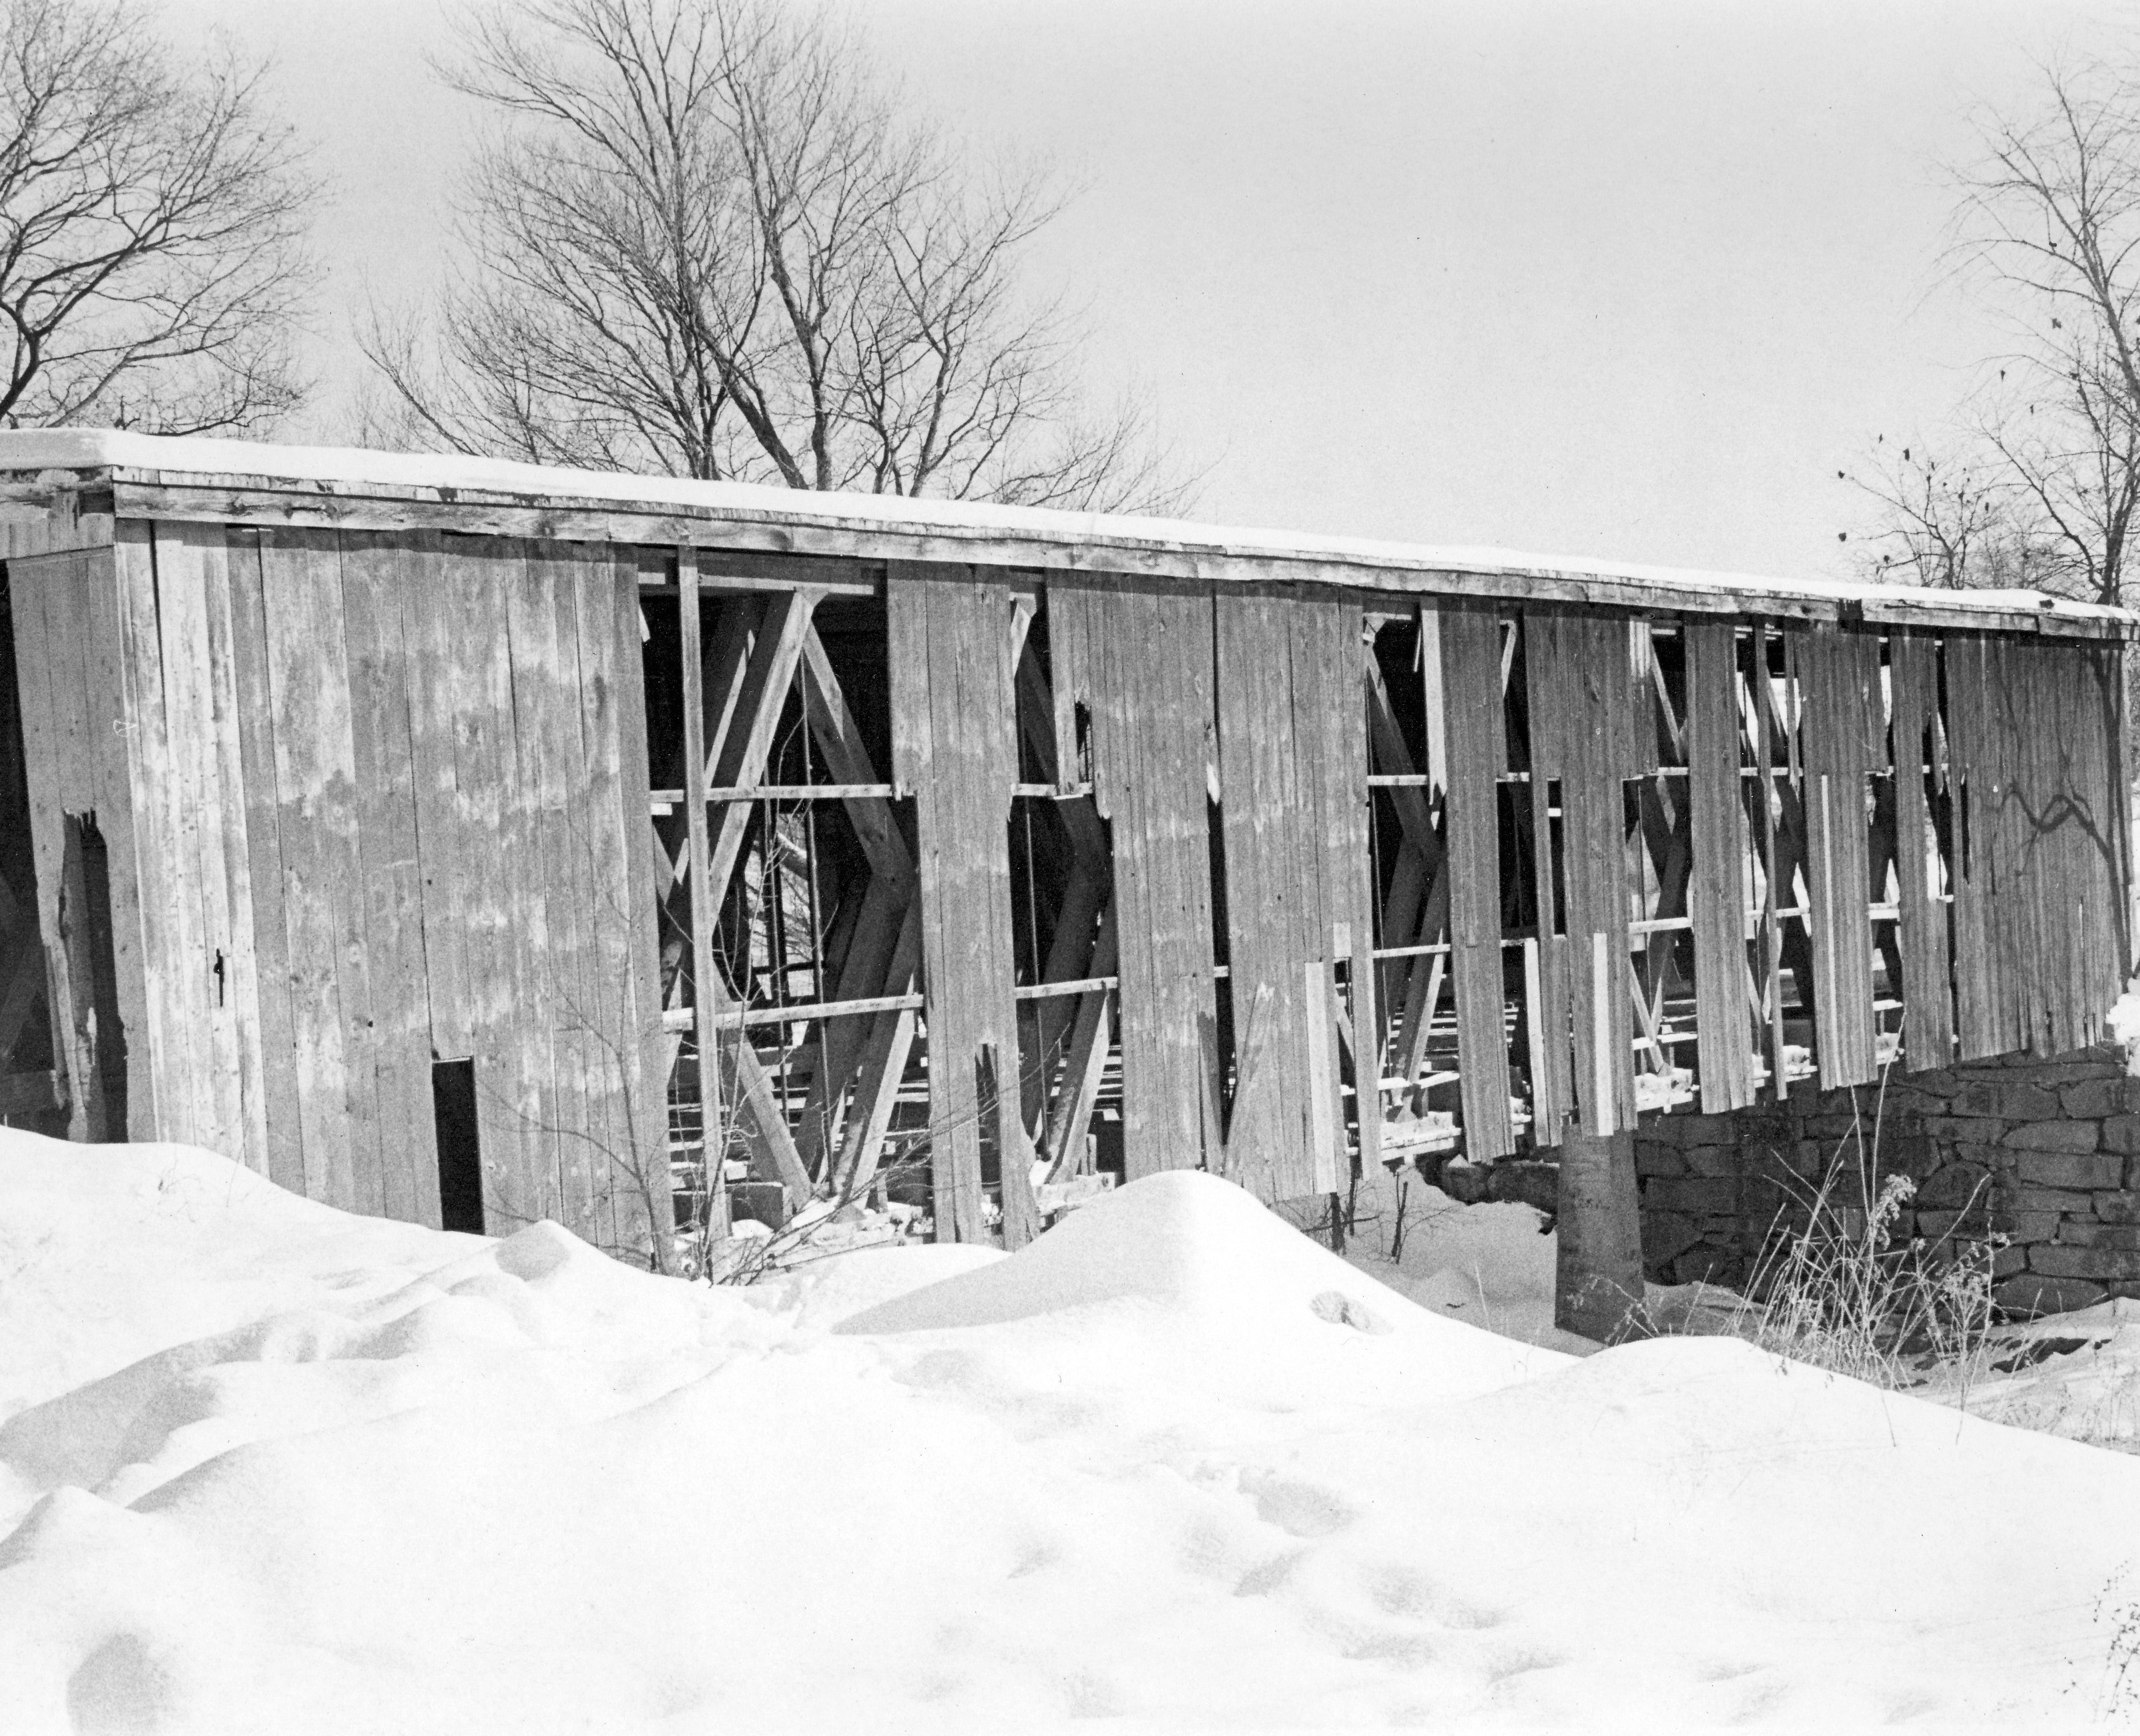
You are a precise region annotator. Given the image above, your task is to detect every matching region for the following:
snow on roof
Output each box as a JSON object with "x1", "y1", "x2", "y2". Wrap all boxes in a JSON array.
[{"x1": 1, "y1": 426, "x2": 2129, "y2": 634}]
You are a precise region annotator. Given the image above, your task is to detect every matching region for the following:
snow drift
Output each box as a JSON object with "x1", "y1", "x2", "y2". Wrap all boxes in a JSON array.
[{"x1": 4, "y1": 1129, "x2": 2140, "y2": 1731}]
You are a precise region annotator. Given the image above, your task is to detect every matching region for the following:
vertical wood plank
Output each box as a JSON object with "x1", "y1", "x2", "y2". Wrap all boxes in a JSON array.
[
  {"x1": 6, "y1": 557, "x2": 85, "y2": 1130},
  {"x1": 1888, "y1": 630, "x2": 1954, "y2": 1071},
  {"x1": 340, "y1": 531, "x2": 437, "y2": 1224},
  {"x1": 1440, "y1": 603, "x2": 1515, "y2": 1157},
  {"x1": 1798, "y1": 624, "x2": 1881, "y2": 1087},
  {"x1": 1685, "y1": 619, "x2": 1755, "y2": 1111},
  {"x1": 152, "y1": 525, "x2": 248, "y2": 1160},
  {"x1": 255, "y1": 529, "x2": 365, "y2": 1209},
  {"x1": 111, "y1": 523, "x2": 199, "y2": 1147},
  {"x1": 1052, "y1": 572, "x2": 1220, "y2": 1180},
  {"x1": 1945, "y1": 633, "x2": 1996, "y2": 1059},
  {"x1": 678, "y1": 548, "x2": 723, "y2": 1240},
  {"x1": 221, "y1": 531, "x2": 305, "y2": 1190},
  {"x1": 602, "y1": 549, "x2": 672, "y2": 1258},
  {"x1": 1525, "y1": 609, "x2": 1639, "y2": 1140},
  {"x1": 889, "y1": 561, "x2": 1034, "y2": 1245}
]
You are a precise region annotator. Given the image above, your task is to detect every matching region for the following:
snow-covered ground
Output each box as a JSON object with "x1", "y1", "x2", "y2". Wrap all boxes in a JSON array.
[{"x1": 7, "y1": 1131, "x2": 2140, "y2": 1731}]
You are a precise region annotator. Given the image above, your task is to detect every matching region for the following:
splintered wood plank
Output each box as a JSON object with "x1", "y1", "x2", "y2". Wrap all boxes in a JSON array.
[
  {"x1": 889, "y1": 561, "x2": 1035, "y2": 1245},
  {"x1": 63, "y1": 545, "x2": 150, "y2": 1136},
  {"x1": 1051, "y1": 571, "x2": 1220, "y2": 1179},
  {"x1": 1797, "y1": 625, "x2": 1882, "y2": 1088},
  {"x1": 224, "y1": 530, "x2": 304, "y2": 1191},
  {"x1": 1887, "y1": 630, "x2": 1954, "y2": 1072},
  {"x1": 1525, "y1": 608, "x2": 1639, "y2": 1140},
  {"x1": 1440, "y1": 603, "x2": 1515, "y2": 1157},
  {"x1": 337, "y1": 531, "x2": 435, "y2": 1223},
  {"x1": 255, "y1": 529, "x2": 366, "y2": 1211},
  {"x1": 6, "y1": 557, "x2": 83, "y2": 1129},
  {"x1": 1684, "y1": 619, "x2": 1756, "y2": 1111}
]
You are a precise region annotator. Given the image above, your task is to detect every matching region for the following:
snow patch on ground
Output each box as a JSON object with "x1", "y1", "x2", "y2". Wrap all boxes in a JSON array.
[
  {"x1": 7, "y1": 1129, "x2": 2140, "y2": 1730},
  {"x1": 1333, "y1": 1163, "x2": 1597, "y2": 1354},
  {"x1": 2109, "y1": 978, "x2": 2140, "y2": 1073}
]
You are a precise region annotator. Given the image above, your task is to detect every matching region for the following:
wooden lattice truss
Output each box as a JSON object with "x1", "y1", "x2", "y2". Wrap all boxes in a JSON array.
[{"x1": 640, "y1": 557, "x2": 2128, "y2": 1242}]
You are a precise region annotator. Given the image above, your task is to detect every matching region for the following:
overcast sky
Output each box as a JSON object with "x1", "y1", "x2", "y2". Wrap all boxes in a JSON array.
[{"x1": 160, "y1": 0, "x2": 2133, "y2": 582}]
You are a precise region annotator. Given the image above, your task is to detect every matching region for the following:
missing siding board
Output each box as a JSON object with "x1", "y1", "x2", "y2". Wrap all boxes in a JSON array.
[
  {"x1": 433, "y1": 1057, "x2": 483, "y2": 1234},
  {"x1": 59, "y1": 812, "x2": 126, "y2": 1139}
]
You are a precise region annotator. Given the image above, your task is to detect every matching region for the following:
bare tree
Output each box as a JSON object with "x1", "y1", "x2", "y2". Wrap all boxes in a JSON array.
[
  {"x1": 364, "y1": 0, "x2": 1188, "y2": 511},
  {"x1": 1842, "y1": 435, "x2": 2059, "y2": 591},
  {"x1": 1856, "y1": 59, "x2": 2140, "y2": 605},
  {"x1": 0, "y1": 0, "x2": 316, "y2": 435}
]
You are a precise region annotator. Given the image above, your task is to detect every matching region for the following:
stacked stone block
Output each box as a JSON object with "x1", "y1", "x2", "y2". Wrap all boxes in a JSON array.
[{"x1": 1629, "y1": 1045, "x2": 2140, "y2": 1318}]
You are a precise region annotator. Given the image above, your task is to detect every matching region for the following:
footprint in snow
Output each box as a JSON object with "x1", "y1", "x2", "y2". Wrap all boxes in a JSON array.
[
  {"x1": 1310, "y1": 1289, "x2": 1392, "y2": 1334},
  {"x1": 1243, "y1": 1472, "x2": 1356, "y2": 1538}
]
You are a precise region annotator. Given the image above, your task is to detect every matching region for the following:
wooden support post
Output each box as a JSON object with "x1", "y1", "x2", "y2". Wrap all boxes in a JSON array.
[
  {"x1": 1349, "y1": 921, "x2": 1382, "y2": 1169},
  {"x1": 677, "y1": 547, "x2": 728, "y2": 1239},
  {"x1": 1554, "y1": 1127, "x2": 1645, "y2": 1343}
]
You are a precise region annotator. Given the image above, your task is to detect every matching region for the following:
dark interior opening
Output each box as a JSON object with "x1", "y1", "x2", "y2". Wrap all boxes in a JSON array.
[
  {"x1": 58, "y1": 812, "x2": 125, "y2": 1137},
  {"x1": 432, "y1": 1059, "x2": 485, "y2": 1233},
  {"x1": 0, "y1": 567, "x2": 57, "y2": 1104}
]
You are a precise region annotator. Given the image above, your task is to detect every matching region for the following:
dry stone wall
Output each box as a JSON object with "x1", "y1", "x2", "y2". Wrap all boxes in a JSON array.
[{"x1": 1630, "y1": 1043, "x2": 2140, "y2": 1318}]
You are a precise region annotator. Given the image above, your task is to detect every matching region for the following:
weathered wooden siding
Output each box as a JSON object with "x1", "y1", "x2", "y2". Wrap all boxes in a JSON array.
[
  {"x1": 7, "y1": 497, "x2": 2130, "y2": 1249},
  {"x1": 9, "y1": 522, "x2": 669, "y2": 1258},
  {"x1": 1213, "y1": 584, "x2": 1374, "y2": 1202},
  {"x1": 890, "y1": 561, "x2": 1038, "y2": 1246},
  {"x1": 1051, "y1": 573, "x2": 1222, "y2": 1179}
]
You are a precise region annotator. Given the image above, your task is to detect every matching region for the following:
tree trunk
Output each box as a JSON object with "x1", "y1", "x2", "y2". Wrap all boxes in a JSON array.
[{"x1": 1554, "y1": 1129, "x2": 1646, "y2": 1342}]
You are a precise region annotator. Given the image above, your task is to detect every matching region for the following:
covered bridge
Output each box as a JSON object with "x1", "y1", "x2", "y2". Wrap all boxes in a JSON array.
[{"x1": 0, "y1": 432, "x2": 2130, "y2": 1330}]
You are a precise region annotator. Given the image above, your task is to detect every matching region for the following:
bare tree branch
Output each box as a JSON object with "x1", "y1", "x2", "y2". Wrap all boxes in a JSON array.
[
  {"x1": 0, "y1": 0, "x2": 317, "y2": 435},
  {"x1": 362, "y1": 0, "x2": 1192, "y2": 509},
  {"x1": 1859, "y1": 57, "x2": 2140, "y2": 605}
]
